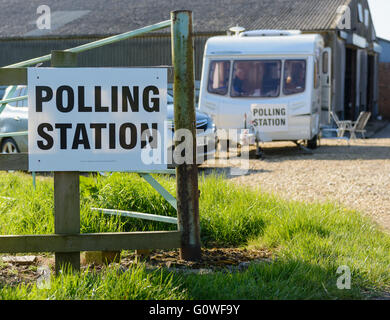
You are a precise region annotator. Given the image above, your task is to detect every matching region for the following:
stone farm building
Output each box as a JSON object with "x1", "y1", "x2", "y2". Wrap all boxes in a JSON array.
[{"x1": 0, "y1": 0, "x2": 384, "y2": 121}]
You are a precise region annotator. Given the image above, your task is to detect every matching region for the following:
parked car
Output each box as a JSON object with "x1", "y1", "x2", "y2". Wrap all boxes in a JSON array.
[
  {"x1": 166, "y1": 92, "x2": 217, "y2": 165},
  {"x1": 0, "y1": 85, "x2": 216, "y2": 165}
]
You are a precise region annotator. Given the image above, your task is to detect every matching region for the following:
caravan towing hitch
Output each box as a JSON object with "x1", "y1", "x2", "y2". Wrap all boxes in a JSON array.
[{"x1": 255, "y1": 140, "x2": 263, "y2": 159}]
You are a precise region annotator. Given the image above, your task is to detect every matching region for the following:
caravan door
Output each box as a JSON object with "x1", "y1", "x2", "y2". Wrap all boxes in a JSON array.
[{"x1": 321, "y1": 48, "x2": 332, "y2": 123}]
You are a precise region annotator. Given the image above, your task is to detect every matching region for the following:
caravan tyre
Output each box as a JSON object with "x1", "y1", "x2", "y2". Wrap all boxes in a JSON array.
[{"x1": 306, "y1": 135, "x2": 318, "y2": 149}]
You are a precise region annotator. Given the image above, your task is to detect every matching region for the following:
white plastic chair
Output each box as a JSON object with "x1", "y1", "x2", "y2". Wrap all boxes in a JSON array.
[
  {"x1": 330, "y1": 111, "x2": 352, "y2": 138},
  {"x1": 345, "y1": 111, "x2": 371, "y2": 139}
]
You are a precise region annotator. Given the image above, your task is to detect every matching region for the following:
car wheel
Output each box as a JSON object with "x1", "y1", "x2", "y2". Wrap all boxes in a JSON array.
[{"x1": 1, "y1": 138, "x2": 20, "y2": 154}]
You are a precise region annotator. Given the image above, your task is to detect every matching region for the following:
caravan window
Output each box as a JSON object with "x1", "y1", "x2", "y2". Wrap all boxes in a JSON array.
[
  {"x1": 314, "y1": 58, "x2": 320, "y2": 89},
  {"x1": 207, "y1": 61, "x2": 230, "y2": 95},
  {"x1": 283, "y1": 60, "x2": 306, "y2": 95},
  {"x1": 322, "y1": 52, "x2": 329, "y2": 74},
  {"x1": 231, "y1": 60, "x2": 281, "y2": 97}
]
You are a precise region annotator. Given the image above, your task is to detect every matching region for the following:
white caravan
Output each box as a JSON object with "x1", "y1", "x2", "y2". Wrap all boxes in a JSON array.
[{"x1": 198, "y1": 29, "x2": 332, "y2": 150}]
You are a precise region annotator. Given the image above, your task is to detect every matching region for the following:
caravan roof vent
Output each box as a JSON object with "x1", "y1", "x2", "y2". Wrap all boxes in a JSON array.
[
  {"x1": 240, "y1": 30, "x2": 302, "y2": 37},
  {"x1": 228, "y1": 26, "x2": 246, "y2": 36}
]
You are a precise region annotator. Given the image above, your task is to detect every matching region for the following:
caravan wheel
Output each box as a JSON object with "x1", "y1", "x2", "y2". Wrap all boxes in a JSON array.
[{"x1": 306, "y1": 135, "x2": 318, "y2": 149}]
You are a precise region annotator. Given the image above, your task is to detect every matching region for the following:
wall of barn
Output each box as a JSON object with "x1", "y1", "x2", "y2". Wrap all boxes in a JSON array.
[{"x1": 0, "y1": 34, "x2": 213, "y2": 81}]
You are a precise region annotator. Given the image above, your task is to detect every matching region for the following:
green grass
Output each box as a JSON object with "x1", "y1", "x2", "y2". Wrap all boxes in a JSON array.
[
  {"x1": 0, "y1": 264, "x2": 187, "y2": 300},
  {"x1": 0, "y1": 171, "x2": 389, "y2": 300}
]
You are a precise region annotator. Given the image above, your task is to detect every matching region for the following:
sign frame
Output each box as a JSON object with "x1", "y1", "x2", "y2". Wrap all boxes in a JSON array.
[{"x1": 27, "y1": 67, "x2": 168, "y2": 172}]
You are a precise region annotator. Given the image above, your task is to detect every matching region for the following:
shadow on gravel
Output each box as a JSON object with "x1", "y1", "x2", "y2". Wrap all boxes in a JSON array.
[
  {"x1": 203, "y1": 140, "x2": 390, "y2": 163},
  {"x1": 259, "y1": 143, "x2": 390, "y2": 161},
  {"x1": 199, "y1": 139, "x2": 390, "y2": 179}
]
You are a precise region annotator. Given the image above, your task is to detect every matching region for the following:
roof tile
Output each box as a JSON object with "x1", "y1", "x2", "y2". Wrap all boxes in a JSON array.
[{"x1": 0, "y1": 0, "x2": 351, "y2": 38}]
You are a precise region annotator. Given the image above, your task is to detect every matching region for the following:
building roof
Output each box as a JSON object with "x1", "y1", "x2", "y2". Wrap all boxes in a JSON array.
[{"x1": 0, "y1": 0, "x2": 352, "y2": 39}]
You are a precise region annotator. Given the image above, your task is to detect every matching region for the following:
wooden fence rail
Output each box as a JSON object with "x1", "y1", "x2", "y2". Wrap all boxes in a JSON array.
[{"x1": 0, "y1": 231, "x2": 181, "y2": 254}]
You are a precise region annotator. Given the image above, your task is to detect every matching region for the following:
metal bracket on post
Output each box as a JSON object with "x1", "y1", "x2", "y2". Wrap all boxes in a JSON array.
[
  {"x1": 171, "y1": 10, "x2": 201, "y2": 261},
  {"x1": 51, "y1": 50, "x2": 80, "y2": 274}
]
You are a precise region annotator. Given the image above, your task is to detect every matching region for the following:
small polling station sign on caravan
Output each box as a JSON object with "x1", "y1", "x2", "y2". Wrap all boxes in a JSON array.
[{"x1": 251, "y1": 104, "x2": 289, "y2": 132}]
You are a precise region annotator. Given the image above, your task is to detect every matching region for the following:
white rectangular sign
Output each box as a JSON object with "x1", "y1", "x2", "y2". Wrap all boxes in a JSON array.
[
  {"x1": 28, "y1": 68, "x2": 167, "y2": 172},
  {"x1": 250, "y1": 104, "x2": 288, "y2": 132}
]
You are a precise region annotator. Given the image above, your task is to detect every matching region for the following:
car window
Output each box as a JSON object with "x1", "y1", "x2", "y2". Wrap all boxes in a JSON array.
[
  {"x1": 283, "y1": 60, "x2": 307, "y2": 95},
  {"x1": 208, "y1": 61, "x2": 230, "y2": 96},
  {"x1": 7, "y1": 87, "x2": 22, "y2": 107},
  {"x1": 231, "y1": 60, "x2": 281, "y2": 98},
  {"x1": 21, "y1": 87, "x2": 28, "y2": 107},
  {"x1": 0, "y1": 87, "x2": 5, "y2": 100},
  {"x1": 16, "y1": 87, "x2": 23, "y2": 107}
]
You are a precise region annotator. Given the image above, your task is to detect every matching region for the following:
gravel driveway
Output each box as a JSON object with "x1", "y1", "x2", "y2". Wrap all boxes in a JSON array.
[{"x1": 201, "y1": 124, "x2": 390, "y2": 232}]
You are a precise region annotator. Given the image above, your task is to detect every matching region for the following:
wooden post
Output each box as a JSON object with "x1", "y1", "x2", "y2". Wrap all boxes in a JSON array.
[
  {"x1": 171, "y1": 10, "x2": 201, "y2": 261},
  {"x1": 51, "y1": 51, "x2": 80, "y2": 274}
]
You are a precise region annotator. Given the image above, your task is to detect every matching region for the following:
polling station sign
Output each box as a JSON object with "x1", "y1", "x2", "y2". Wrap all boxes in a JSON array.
[
  {"x1": 28, "y1": 68, "x2": 167, "y2": 172},
  {"x1": 250, "y1": 104, "x2": 288, "y2": 132}
]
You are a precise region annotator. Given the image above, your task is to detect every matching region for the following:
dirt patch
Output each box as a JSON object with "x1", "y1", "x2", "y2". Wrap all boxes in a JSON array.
[
  {"x1": 0, "y1": 256, "x2": 53, "y2": 287},
  {"x1": 0, "y1": 248, "x2": 272, "y2": 287},
  {"x1": 121, "y1": 248, "x2": 273, "y2": 272}
]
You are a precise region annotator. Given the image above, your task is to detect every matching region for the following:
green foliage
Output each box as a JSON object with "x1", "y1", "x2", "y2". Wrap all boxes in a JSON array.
[
  {"x1": 0, "y1": 171, "x2": 389, "y2": 300},
  {"x1": 0, "y1": 264, "x2": 187, "y2": 300}
]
